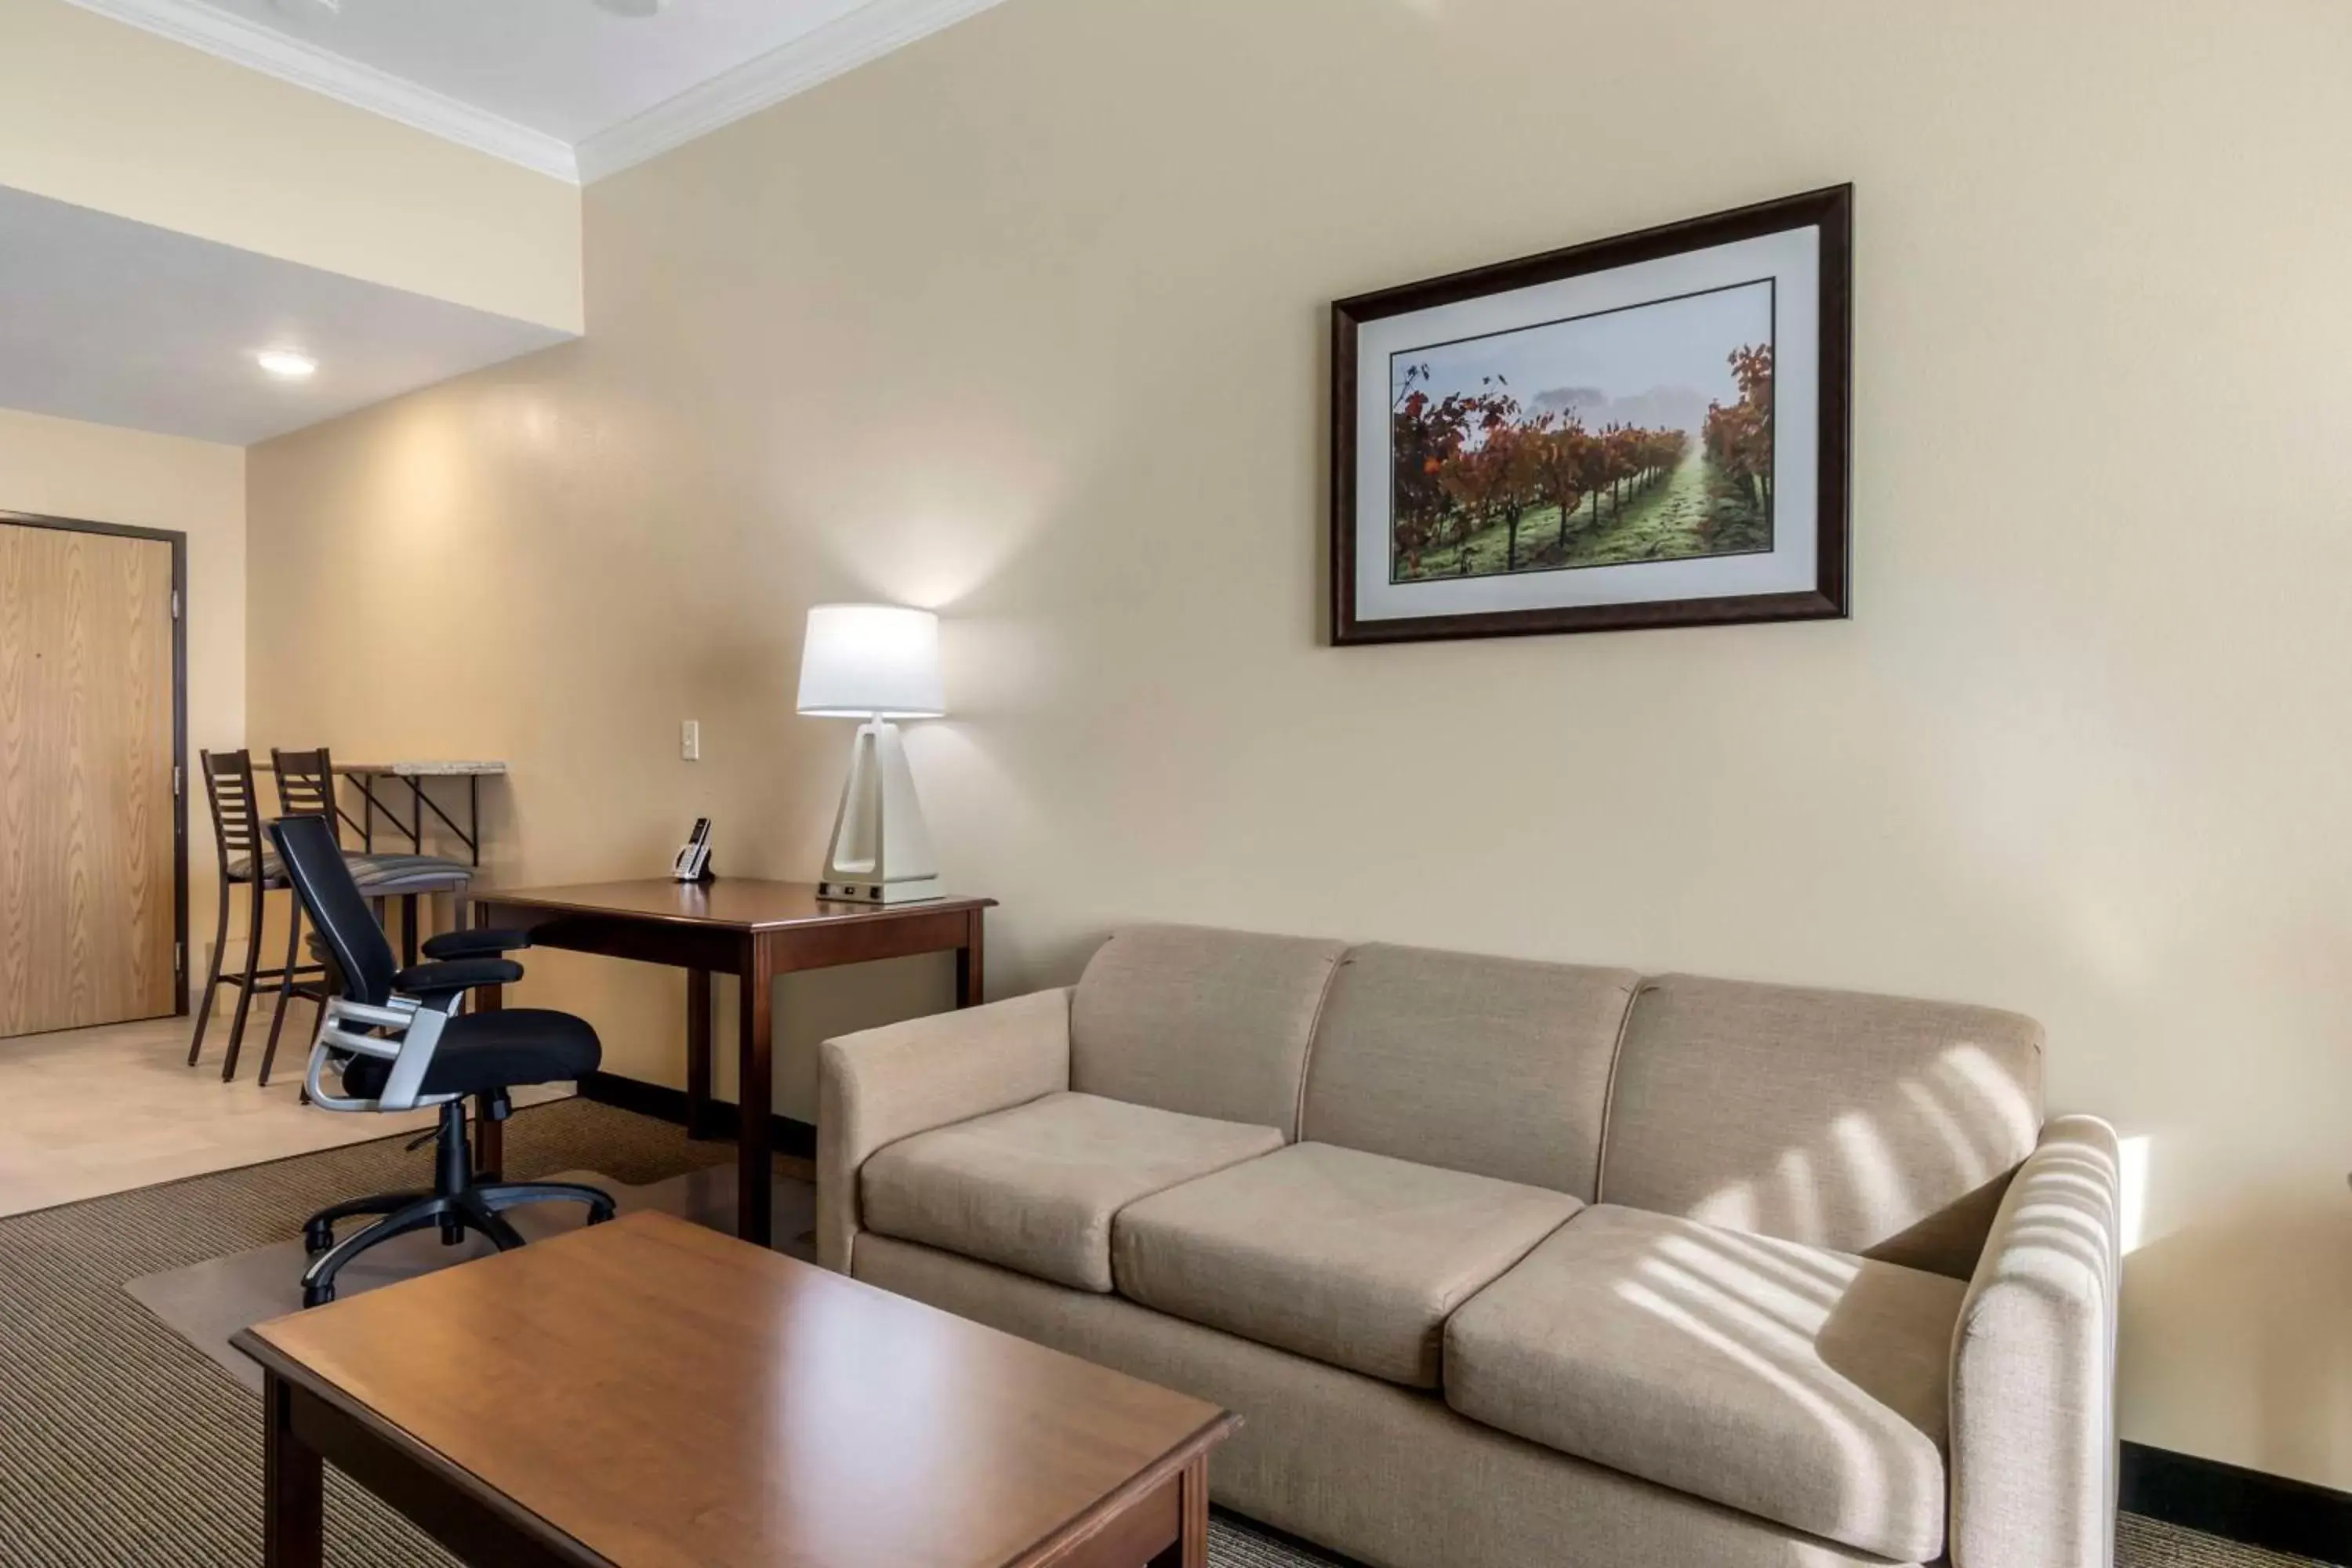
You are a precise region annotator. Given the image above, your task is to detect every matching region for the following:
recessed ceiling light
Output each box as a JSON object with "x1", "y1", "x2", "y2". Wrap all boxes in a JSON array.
[
  {"x1": 255, "y1": 349, "x2": 318, "y2": 381},
  {"x1": 593, "y1": 0, "x2": 669, "y2": 15}
]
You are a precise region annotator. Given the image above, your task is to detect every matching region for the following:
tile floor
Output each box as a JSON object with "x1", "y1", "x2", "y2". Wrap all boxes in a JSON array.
[{"x1": 0, "y1": 1011, "x2": 568, "y2": 1220}]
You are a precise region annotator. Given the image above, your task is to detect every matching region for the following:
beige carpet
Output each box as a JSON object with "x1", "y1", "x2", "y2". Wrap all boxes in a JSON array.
[{"x1": 0, "y1": 1097, "x2": 2323, "y2": 1566}]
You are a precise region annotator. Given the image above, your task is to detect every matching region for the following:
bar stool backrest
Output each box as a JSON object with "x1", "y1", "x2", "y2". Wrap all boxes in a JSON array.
[
  {"x1": 271, "y1": 747, "x2": 349, "y2": 848},
  {"x1": 201, "y1": 750, "x2": 266, "y2": 882}
]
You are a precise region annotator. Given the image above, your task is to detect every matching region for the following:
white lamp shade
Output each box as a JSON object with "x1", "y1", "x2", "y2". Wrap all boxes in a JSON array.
[{"x1": 796, "y1": 604, "x2": 945, "y2": 718}]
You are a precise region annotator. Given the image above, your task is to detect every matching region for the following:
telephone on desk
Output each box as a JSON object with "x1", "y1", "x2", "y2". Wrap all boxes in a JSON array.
[{"x1": 671, "y1": 818, "x2": 714, "y2": 883}]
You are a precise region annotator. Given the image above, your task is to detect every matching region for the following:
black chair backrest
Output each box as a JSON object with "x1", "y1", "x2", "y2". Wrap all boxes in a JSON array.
[
  {"x1": 201, "y1": 750, "x2": 264, "y2": 867},
  {"x1": 271, "y1": 746, "x2": 350, "y2": 847},
  {"x1": 270, "y1": 813, "x2": 397, "y2": 1007}
]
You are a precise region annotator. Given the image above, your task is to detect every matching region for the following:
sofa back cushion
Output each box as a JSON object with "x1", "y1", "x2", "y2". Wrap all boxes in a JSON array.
[
  {"x1": 1599, "y1": 975, "x2": 2045, "y2": 1276},
  {"x1": 1070, "y1": 924, "x2": 1345, "y2": 1138},
  {"x1": 1301, "y1": 944, "x2": 1639, "y2": 1199}
]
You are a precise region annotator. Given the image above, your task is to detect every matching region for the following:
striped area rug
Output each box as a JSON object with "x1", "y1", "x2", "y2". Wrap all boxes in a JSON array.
[{"x1": 0, "y1": 1097, "x2": 2325, "y2": 1567}]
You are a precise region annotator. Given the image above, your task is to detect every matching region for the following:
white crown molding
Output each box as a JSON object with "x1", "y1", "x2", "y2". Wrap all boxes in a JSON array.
[
  {"x1": 61, "y1": 0, "x2": 581, "y2": 183},
  {"x1": 64, "y1": 0, "x2": 1007, "y2": 191},
  {"x1": 576, "y1": 0, "x2": 1007, "y2": 183}
]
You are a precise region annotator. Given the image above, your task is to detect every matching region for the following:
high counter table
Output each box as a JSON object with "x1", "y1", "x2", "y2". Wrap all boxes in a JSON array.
[
  {"x1": 463, "y1": 879, "x2": 994, "y2": 1247},
  {"x1": 252, "y1": 758, "x2": 505, "y2": 866}
]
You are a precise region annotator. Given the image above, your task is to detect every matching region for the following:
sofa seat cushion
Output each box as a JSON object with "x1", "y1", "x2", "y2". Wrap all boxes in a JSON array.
[
  {"x1": 1112, "y1": 1142, "x2": 1580, "y2": 1387},
  {"x1": 859, "y1": 1091, "x2": 1283, "y2": 1293},
  {"x1": 1444, "y1": 1205, "x2": 1964, "y2": 1563}
]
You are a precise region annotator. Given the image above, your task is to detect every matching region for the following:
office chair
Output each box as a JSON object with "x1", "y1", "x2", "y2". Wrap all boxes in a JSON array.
[{"x1": 269, "y1": 812, "x2": 615, "y2": 1307}]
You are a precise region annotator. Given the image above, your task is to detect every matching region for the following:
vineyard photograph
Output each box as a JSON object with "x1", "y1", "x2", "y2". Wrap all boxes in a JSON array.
[{"x1": 1388, "y1": 280, "x2": 1776, "y2": 583}]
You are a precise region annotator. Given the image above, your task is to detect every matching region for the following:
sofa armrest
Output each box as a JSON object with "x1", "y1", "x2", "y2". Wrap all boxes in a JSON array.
[
  {"x1": 1949, "y1": 1114, "x2": 2122, "y2": 1568},
  {"x1": 816, "y1": 987, "x2": 1073, "y2": 1275}
]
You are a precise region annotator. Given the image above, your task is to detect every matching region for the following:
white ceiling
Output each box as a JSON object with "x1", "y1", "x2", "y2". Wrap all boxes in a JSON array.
[
  {"x1": 65, "y1": 0, "x2": 1007, "y2": 181},
  {"x1": 0, "y1": 185, "x2": 572, "y2": 445}
]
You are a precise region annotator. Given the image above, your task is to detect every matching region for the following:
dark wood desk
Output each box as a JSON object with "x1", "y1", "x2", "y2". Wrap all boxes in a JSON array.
[
  {"x1": 466, "y1": 879, "x2": 993, "y2": 1247},
  {"x1": 237, "y1": 1213, "x2": 1235, "y2": 1568}
]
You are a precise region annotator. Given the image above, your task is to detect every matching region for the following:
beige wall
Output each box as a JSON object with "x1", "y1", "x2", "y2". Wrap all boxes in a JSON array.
[
  {"x1": 247, "y1": 0, "x2": 2352, "y2": 1487},
  {"x1": 2, "y1": 408, "x2": 246, "y2": 980},
  {"x1": 0, "y1": 0, "x2": 582, "y2": 332}
]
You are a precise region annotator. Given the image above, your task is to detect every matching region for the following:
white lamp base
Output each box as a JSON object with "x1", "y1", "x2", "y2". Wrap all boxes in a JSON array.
[{"x1": 818, "y1": 718, "x2": 943, "y2": 905}]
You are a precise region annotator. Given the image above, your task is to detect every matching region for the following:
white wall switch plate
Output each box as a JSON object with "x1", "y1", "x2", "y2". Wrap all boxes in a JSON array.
[{"x1": 681, "y1": 719, "x2": 700, "y2": 760}]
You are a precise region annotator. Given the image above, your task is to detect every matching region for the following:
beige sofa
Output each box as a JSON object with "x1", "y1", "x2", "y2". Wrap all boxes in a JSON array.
[{"x1": 818, "y1": 926, "x2": 2119, "y2": 1568}]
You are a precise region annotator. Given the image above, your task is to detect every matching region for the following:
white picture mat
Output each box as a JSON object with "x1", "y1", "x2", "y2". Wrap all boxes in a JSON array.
[{"x1": 1354, "y1": 226, "x2": 1820, "y2": 622}]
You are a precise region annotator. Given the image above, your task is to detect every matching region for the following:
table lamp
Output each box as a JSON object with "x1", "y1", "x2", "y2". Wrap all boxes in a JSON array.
[{"x1": 797, "y1": 604, "x2": 946, "y2": 903}]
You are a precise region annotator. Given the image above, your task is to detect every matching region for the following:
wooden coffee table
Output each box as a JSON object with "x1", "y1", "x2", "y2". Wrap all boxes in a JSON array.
[{"x1": 232, "y1": 1213, "x2": 1237, "y2": 1568}]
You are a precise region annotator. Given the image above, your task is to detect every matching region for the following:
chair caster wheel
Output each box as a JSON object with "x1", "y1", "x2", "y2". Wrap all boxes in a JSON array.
[
  {"x1": 301, "y1": 1283, "x2": 334, "y2": 1308},
  {"x1": 440, "y1": 1217, "x2": 465, "y2": 1247},
  {"x1": 303, "y1": 1221, "x2": 334, "y2": 1255},
  {"x1": 587, "y1": 1203, "x2": 615, "y2": 1225}
]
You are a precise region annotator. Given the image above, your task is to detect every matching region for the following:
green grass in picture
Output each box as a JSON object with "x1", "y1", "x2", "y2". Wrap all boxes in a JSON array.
[{"x1": 1399, "y1": 441, "x2": 1769, "y2": 582}]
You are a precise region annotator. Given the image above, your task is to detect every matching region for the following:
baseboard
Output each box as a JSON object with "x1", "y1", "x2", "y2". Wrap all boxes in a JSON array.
[
  {"x1": 577, "y1": 1072, "x2": 816, "y2": 1161},
  {"x1": 2122, "y1": 1440, "x2": 2352, "y2": 1563}
]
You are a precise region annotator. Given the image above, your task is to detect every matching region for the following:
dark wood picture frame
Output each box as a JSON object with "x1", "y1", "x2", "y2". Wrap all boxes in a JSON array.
[
  {"x1": 0, "y1": 509, "x2": 189, "y2": 1016},
  {"x1": 1330, "y1": 184, "x2": 1852, "y2": 644}
]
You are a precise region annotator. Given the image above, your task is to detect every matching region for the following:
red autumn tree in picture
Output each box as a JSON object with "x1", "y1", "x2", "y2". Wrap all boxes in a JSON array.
[
  {"x1": 1704, "y1": 343, "x2": 1774, "y2": 522},
  {"x1": 1386, "y1": 281, "x2": 1773, "y2": 583}
]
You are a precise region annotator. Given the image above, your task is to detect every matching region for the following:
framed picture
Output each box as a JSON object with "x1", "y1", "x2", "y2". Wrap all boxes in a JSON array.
[{"x1": 1330, "y1": 185, "x2": 1850, "y2": 644}]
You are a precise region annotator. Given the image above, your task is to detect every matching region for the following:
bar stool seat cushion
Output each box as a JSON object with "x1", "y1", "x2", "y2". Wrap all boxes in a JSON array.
[
  {"x1": 344, "y1": 852, "x2": 473, "y2": 893},
  {"x1": 222, "y1": 850, "x2": 289, "y2": 887},
  {"x1": 231, "y1": 848, "x2": 469, "y2": 891}
]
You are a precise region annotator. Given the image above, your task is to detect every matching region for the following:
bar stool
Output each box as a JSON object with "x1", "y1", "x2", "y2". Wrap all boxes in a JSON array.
[
  {"x1": 187, "y1": 750, "x2": 325, "y2": 1082},
  {"x1": 256, "y1": 747, "x2": 476, "y2": 1087}
]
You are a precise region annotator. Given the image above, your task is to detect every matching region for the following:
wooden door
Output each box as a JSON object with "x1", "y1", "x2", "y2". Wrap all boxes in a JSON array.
[{"x1": 0, "y1": 518, "x2": 180, "y2": 1036}]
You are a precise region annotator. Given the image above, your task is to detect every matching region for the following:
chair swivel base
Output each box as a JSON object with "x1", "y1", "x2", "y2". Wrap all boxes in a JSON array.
[{"x1": 299, "y1": 1098, "x2": 614, "y2": 1308}]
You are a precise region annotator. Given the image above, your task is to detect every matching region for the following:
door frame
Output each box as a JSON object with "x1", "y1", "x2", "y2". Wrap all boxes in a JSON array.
[{"x1": 1, "y1": 510, "x2": 190, "y2": 1017}]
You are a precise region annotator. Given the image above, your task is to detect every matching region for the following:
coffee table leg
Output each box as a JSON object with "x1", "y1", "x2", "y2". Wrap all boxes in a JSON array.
[
  {"x1": 1149, "y1": 1454, "x2": 1209, "y2": 1568},
  {"x1": 263, "y1": 1371, "x2": 324, "y2": 1568}
]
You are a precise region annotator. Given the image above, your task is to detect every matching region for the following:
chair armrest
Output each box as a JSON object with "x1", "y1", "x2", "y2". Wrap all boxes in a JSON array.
[
  {"x1": 1949, "y1": 1114, "x2": 2122, "y2": 1568},
  {"x1": 815, "y1": 987, "x2": 1073, "y2": 1275},
  {"x1": 394, "y1": 957, "x2": 524, "y2": 997},
  {"x1": 422, "y1": 927, "x2": 533, "y2": 960}
]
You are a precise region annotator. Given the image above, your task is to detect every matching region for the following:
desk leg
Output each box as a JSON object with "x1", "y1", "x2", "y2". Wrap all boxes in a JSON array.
[
  {"x1": 956, "y1": 911, "x2": 986, "y2": 1008},
  {"x1": 263, "y1": 1371, "x2": 324, "y2": 1568},
  {"x1": 474, "y1": 979, "x2": 504, "y2": 1180},
  {"x1": 685, "y1": 967, "x2": 713, "y2": 1138},
  {"x1": 737, "y1": 942, "x2": 775, "y2": 1247}
]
